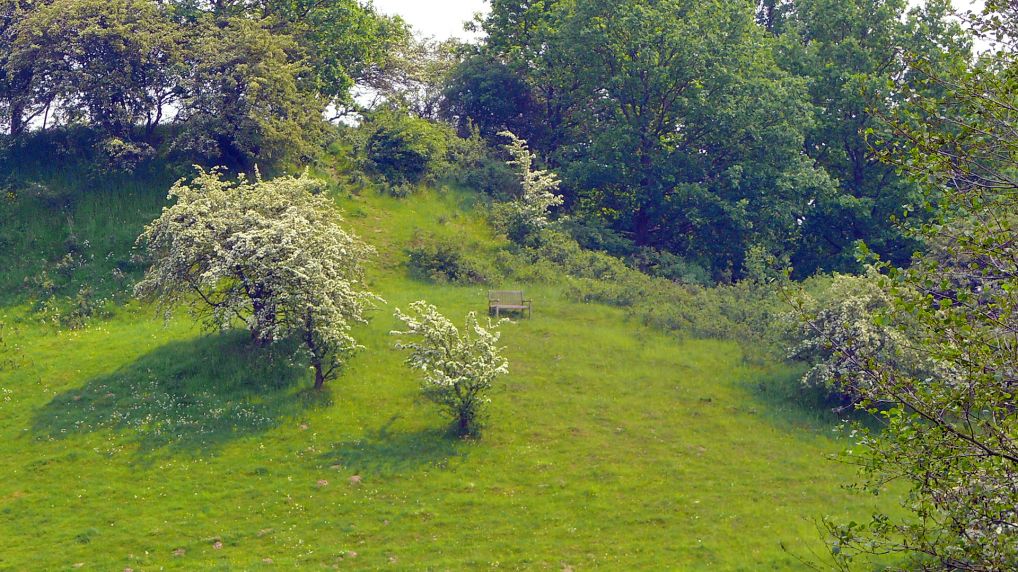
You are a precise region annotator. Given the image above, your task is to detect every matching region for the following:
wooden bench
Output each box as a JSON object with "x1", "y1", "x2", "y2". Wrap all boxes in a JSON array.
[{"x1": 488, "y1": 290, "x2": 532, "y2": 318}]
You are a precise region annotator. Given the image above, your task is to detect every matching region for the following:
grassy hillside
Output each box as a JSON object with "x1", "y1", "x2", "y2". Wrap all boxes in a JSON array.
[{"x1": 0, "y1": 152, "x2": 897, "y2": 569}]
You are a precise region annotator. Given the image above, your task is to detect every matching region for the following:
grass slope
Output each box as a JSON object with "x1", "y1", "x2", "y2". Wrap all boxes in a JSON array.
[{"x1": 0, "y1": 160, "x2": 894, "y2": 570}]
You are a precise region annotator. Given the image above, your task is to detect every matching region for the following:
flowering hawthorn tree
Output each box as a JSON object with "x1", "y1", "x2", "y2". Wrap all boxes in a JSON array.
[
  {"x1": 135, "y1": 167, "x2": 379, "y2": 388},
  {"x1": 494, "y1": 130, "x2": 563, "y2": 243},
  {"x1": 789, "y1": 270, "x2": 927, "y2": 406},
  {"x1": 391, "y1": 301, "x2": 509, "y2": 436}
]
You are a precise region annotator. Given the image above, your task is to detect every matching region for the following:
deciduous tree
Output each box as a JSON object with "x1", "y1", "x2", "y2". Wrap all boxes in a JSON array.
[
  {"x1": 135, "y1": 168, "x2": 379, "y2": 389},
  {"x1": 765, "y1": 0, "x2": 971, "y2": 275},
  {"x1": 392, "y1": 301, "x2": 509, "y2": 436},
  {"x1": 802, "y1": 5, "x2": 1018, "y2": 567},
  {"x1": 6, "y1": 0, "x2": 184, "y2": 139}
]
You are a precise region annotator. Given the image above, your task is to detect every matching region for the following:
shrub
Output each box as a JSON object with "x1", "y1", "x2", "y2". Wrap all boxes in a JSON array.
[
  {"x1": 388, "y1": 181, "x2": 418, "y2": 198},
  {"x1": 392, "y1": 301, "x2": 509, "y2": 436},
  {"x1": 557, "y1": 217, "x2": 712, "y2": 285},
  {"x1": 527, "y1": 230, "x2": 631, "y2": 281},
  {"x1": 786, "y1": 270, "x2": 925, "y2": 404},
  {"x1": 97, "y1": 137, "x2": 155, "y2": 174},
  {"x1": 636, "y1": 281, "x2": 783, "y2": 345},
  {"x1": 405, "y1": 235, "x2": 497, "y2": 284},
  {"x1": 454, "y1": 154, "x2": 519, "y2": 199},
  {"x1": 362, "y1": 110, "x2": 449, "y2": 186}
]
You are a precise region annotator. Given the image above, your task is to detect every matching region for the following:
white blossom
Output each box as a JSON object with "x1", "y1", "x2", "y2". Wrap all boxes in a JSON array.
[
  {"x1": 135, "y1": 167, "x2": 381, "y2": 388},
  {"x1": 392, "y1": 301, "x2": 508, "y2": 435},
  {"x1": 495, "y1": 130, "x2": 563, "y2": 241}
]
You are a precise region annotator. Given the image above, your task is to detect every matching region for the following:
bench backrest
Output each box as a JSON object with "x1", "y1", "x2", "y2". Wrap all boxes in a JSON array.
[{"x1": 489, "y1": 290, "x2": 524, "y2": 304}]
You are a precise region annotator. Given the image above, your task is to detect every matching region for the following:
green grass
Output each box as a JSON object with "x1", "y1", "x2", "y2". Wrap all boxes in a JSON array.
[
  {"x1": 0, "y1": 158, "x2": 898, "y2": 569},
  {"x1": 0, "y1": 150, "x2": 178, "y2": 302}
]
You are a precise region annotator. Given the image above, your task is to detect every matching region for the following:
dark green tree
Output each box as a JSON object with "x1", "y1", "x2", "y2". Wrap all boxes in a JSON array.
[
  {"x1": 470, "y1": 0, "x2": 971, "y2": 279},
  {"x1": 474, "y1": 0, "x2": 833, "y2": 278},
  {"x1": 360, "y1": 109, "x2": 449, "y2": 185},
  {"x1": 477, "y1": 0, "x2": 581, "y2": 154},
  {"x1": 765, "y1": 0, "x2": 971, "y2": 275},
  {"x1": 440, "y1": 54, "x2": 534, "y2": 139}
]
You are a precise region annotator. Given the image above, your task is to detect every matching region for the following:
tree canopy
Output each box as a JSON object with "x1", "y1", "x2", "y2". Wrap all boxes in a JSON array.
[
  {"x1": 446, "y1": 0, "x2": 971, "y2": 280},
  {"x1": 0, "y1": 0, "x2": 405, "y2": 166}
]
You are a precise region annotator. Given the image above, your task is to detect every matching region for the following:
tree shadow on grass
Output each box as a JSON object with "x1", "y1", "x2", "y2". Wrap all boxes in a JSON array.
[
  {"x1": 319, "y1": 416, "x2": 465, "y2": 476},
  {"x1": 748, "y1": 366, "x2": 883, "y2": 433},
  {"x1": 32, "y1": 331, "x2": 329, "y2": 455}
]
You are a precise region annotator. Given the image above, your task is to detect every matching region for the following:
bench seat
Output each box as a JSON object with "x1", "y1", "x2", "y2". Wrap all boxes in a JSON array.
[{"x1": 488, "y1": 290, "x2": 532, "y2": 318}]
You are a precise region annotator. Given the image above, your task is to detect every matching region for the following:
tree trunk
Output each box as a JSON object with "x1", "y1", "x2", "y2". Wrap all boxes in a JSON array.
[
  {"x1": 633, "y1": 136, "x2": 655, "y2": 245},
  {"x1": 9, "y1": 101, "x2": 24, "y2": 136},
  {"x1": 313, "y1": 361, "x2": 326, "y2": 390},
  {"x1": 304, "y1": 310, "x2": 326, "y2": 390},
  {"x1": 250, "y1": 295, "x2": 275, "y2": 347}
]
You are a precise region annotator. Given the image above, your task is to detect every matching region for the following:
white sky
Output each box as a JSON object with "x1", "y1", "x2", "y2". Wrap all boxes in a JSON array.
[{"x1": 372, "y1": 0, "x2": 490, "y2": 41}]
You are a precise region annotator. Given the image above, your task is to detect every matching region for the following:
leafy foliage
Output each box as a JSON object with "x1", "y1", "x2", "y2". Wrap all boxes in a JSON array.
[
  {"x1": 802, "y1": 7, "x2": 1018, "y2": 568},
  {"x1": 392, "y1": 301, "x2": 509, "y2": 436},
  {"x1": 471, "y1": 0, "x2": 836, "y2": 279},
  {"x1": 360, "y1": 110, "x2": 450, "y2": 186},
  {"x1": 440, "y1": 54, "x2": 535, "y2": 139},
  {"x1": 765, "y1": 0, "x2": 971, "y2": 275},
  {"x1": 260, "y1": 0, "x2": 409, "y2": 114},
  {"x1": 462, "y1": 0, "x2": 973, "y2": 280},
  {"x1": 6, "y1": 0, "x2": 184, "y2": 141},
  {"x1": 135, "y1": 167, "x2": 379, "y2": 388},
  {"x1": 0, "y1": 0, "x2": 403, "y2": 166},
  {"x1": 173, "y1": 17, "x2": 326, "y2": 166}
]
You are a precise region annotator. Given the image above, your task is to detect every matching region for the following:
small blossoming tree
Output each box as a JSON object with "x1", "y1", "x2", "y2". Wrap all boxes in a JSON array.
[
  {"x1": 135, "y1": 167, "x2": 380, "y2": 389},
  {"x1": 788, "y1": 270, "x2": 927, "y2": 405},
  {"x1": 494, "y1": 130, "x2": 563, "y2": 244},
  {"x1": 391, "y1": 301, "x2": 509, "y2": 436}
]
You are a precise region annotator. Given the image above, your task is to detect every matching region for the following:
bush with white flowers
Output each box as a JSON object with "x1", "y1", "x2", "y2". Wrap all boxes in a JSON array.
[
  {"x1": 788, "y1": 270, "x2": 925, "y2": 404},
  {"x1": 135, "y1": 167, "x2": 380, "y2": 389},
  {"x1": 493, "y1": 130, "x2": 563, "y2": 244},
  {"x1": 392, "y1": 301, "x2": 509, "y2": 436}
]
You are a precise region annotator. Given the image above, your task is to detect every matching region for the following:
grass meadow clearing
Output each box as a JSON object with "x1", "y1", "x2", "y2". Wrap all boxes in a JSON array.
[{"x1": 0, "y1": 166, "x2": 898, "y2": 570}]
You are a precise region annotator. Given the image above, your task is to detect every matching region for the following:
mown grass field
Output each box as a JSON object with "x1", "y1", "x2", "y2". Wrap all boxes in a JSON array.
[{"x1": 0, "y1": 160, "x2": 897, "y2": 569}]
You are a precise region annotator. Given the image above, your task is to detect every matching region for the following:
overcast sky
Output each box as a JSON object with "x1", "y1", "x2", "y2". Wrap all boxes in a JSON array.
[{"x1": 372, "y1": 0, "x2": 489, "y2": 41}]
